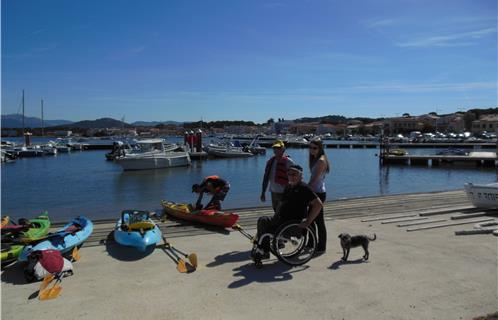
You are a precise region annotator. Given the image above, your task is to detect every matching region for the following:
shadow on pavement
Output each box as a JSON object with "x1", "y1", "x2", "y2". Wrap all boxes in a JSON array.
[
  {"x1": 206, "y1": 250, "x2": 252, "y2": 268},
  {"x1": 104, "y1": 231, "x2": 155, "y2": 261},
  {"x1": 1, "y1": 262, "x2": 27, "y2": 285},
  {"x1": 328, "y1": 258, "x2": 366, "y2": 270},
  {"x1": 228, "y1": 261, "x2": 308, "y2": 289}
]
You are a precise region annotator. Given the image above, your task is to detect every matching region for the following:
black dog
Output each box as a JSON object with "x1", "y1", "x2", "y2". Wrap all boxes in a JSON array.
[{"x1": 338, "y1": 233, "x2": 376, "y2": 262}]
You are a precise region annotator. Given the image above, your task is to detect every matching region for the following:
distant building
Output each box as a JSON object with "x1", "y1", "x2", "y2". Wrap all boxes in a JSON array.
[
  {"x1": 385, "y1": 116, "x2": 424, "y2": 134},
  {"x1": 272, "y1": 120, "x2": 294, "y2": 134},
  {"x1": 364, "y1": 121, "x2": 384, "y2": 135},
  {"x1": 224, "y1": 125, "x2": 259, "y2": 134},
  {"x1": 471, "y1": 114, "x2": 498, "y2": 133},
  {"x1": 436, "y1": 114, "x2": 465, "y2": 132},
  {"x1": 289, "y1": 123, "x2": 317, "y2": 134}
]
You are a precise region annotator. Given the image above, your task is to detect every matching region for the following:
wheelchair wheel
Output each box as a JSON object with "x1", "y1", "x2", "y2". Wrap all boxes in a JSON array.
[{"x1": 272, "y1": 221, "x2": 316, "y2": 266}]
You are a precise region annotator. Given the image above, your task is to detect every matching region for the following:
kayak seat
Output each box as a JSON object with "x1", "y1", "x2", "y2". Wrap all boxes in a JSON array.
[
  {"x1": 64, "y1": 225, "x2": 81, "y2": 234},
  {"x1": 18, "y1": 218, "x2": 30, "y2": 226},
  {"x1": 129, "y1": 221, "x2": 155, "y2": 231}
]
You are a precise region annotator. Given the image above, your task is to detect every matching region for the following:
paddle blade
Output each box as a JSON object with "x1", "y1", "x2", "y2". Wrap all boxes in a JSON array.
[
  {"x1": 176, "y1": 259, "x2": 187, "y2": 273},
  {"x1": 39, "y1": 274, "x2": 54, "y2": 292},
  {"x1": 71, "y1": 247, "x2": 81, "y2": 262},
  {"x1": 232, "y1": 224, "x2": 241, "y2": 231},
  {"x1": 39, "y1": 285, "x2": 62, "y2": 300},
  {"x1": 188, "y1": 253, "x2": 198, "y2": 269}
]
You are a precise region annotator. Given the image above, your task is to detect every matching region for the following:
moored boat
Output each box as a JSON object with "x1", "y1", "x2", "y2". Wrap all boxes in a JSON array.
[
  {"x1": 161, "y1": 201, "x2": 239, "y2": 228},
  {"x1": 464, "y1": 182, "x2": 498, "y2": 209},
  {"x1": 18, "y1": 216, "x2": 93, "y2": 262},
  {"x1": 115, "y1": 139, "x2": 190, "y2": 170},
  {"x1": 114, "y1": 210, "x2": 162, "y2": 252},
  {"x1": 206, "y1": 143, "x2": 254, "y2": 158},
  {"x1": 388, "y1": 148, "x2": 408, "y2": 156}
]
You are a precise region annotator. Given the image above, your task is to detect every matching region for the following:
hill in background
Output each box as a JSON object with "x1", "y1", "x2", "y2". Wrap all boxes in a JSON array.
[{"x1": 1, "y1": 114, "x2": 73, "y2": 128}]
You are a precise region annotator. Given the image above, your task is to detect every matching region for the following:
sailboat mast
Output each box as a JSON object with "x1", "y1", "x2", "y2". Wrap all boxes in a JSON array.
[
  {"x1": 41, "y1": 99, "x2": 44, "y2": 136},
  {"x1": 22, "y1": 89, "x2": 25, "y2": 134}
]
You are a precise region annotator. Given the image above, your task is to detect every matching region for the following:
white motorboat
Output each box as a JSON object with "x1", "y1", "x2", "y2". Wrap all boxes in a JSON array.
[
  {"x1": 206, "y1": 143, "x2": 254, "y2": 158},
  {"x1": 464, "y1": 182, "x2": 498, "y2": 209},
  {"x1": 115, "y1": 139, "x2": 191, "y2": 170},
  {"x1": 18, "y1": 146, "x2": 44, "y2": 157},
  {"x1": 51, "y1": 140, "x2": 71, "y2": 153},
  {"x1": 42, "y1": 145, "x2": 58, "y2": 155},
  {"x1": 285, "y1": 136, "x2": 310, "y2": 148}
]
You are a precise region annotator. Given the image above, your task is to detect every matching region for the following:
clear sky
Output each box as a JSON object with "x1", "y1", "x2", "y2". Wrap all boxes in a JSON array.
[{"x1": 2, "y1": 0, "x2": 497, "y2": 123}]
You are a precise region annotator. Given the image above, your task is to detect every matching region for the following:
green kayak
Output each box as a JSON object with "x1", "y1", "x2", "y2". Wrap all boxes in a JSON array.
[{"x1": 1, "y1": 212, "x2": 51, "y2": 264}]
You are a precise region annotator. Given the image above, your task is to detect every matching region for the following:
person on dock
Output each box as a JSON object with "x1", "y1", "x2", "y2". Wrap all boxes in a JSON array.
[
  {"x1": 192, "y1": 175, "x2": 230, "y2": 211},
  {"x1": 307, "y1": 138, "x2": 330, "y2": 254},
  {"x1": 260, "y1": 140, "x2": 295, "y2": 212},
  {"x1": 255, "y1": 164, "x2": 323, "y2": 259}
]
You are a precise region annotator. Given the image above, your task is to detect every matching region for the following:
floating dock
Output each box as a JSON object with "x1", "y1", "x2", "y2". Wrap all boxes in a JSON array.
[{"x1": 381, "y1": 153, "x2": 498, "y2": 167}]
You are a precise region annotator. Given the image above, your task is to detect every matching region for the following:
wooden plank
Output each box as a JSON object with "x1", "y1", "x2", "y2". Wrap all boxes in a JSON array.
[
  {"x1": 406, "y1": 218, "x2": 495, "y2": 232},
  {"x1": 397, "y1": 219, "x2": 447, "y2": 227},
  {"x1": 381, "y1": 217, "x2": 428, "y2": 224},
  {"x1": 361, "y1": 214, "x2": 417, "y2": 222},
  {"x1": 418, "y1": 205, "x2": 475, "y2": 216},
  {"x1": 455, "y1": 229, "x2": 495, "y2": 235},
  {"x1": 450, "y1": 212, "x2": 488, "y2": 220}
]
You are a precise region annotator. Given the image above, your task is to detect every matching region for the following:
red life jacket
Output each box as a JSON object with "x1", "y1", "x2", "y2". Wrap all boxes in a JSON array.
[
  {"x1": 265, "y1": 156, "x2": 290, "y2": 186},
  {"x1": 202, "y1": 176, "x2": 228, "y2": 193}
]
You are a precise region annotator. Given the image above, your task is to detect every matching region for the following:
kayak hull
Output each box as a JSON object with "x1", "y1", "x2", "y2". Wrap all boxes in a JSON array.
[
  {"x1": 1, "y1": 244, "x2": 24, "y2": 265},
  {"x1": 18, "y1": 216, "x2": 93, "y2": 262},
  {"x1": 161, "y1": 201, "x2": 239, "y2": 228},
  {"x1": 114, "y1": 212, "x2": 162, "y2": 252},
  {"x1": 1, "y1": 212, "x2": 51, "y2": 263},
  {"x1": 19, "y1": 211, "x2": 51, "y2": 242}
]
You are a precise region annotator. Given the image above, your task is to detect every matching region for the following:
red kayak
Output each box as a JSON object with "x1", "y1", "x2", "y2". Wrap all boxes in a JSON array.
[{"x1": 161, "y1": 201, "x2": 239, "y2": 228}]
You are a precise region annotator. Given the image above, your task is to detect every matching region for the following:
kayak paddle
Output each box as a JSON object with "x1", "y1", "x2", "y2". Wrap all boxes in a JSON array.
[
  {"x1": 71, "y1": 246, "x2": 80, "y2": 262},
  {"x1": 232, "y1": 224, "x2": 255, "y2": 242},
  {"x1": 169, "y1": 245, "x2": 198, "y2": 269},
  {"x1": 38, "y1": 273, "x2": 63, "y2": 300},
  {"x1": 161, "y1": 236, "x2": 188, "y2": 273}
]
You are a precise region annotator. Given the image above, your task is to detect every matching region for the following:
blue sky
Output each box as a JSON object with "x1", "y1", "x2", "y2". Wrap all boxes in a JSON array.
[{"x1": 2, "y1": 0, "x2": 496, "y2": 123}]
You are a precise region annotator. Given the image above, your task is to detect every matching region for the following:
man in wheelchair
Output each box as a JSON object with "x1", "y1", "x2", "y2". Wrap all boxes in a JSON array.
[{"x1": 253, "y1": 164, "x2": 323, "y2": 261}]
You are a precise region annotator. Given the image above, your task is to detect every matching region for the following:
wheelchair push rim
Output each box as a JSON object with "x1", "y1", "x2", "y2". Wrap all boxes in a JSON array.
[{"x1": 272, "y1": 221, "x2": 316, "y2": 266}]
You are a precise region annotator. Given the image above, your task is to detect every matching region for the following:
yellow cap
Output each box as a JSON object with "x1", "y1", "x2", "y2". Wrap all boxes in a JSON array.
[{"x1": 272, "y1": 140, "x2": 285, "y2": 148}]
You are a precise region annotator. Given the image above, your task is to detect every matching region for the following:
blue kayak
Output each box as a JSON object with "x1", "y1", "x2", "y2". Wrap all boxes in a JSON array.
[
  {"x1": 114, "y1": 210, "x2": 162, "y2": 252},
  {"x1": 18, "y1": 216, "x2": 93, "y2": 262}
]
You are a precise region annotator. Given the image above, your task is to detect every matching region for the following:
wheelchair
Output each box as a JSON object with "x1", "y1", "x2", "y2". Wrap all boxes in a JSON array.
[{"x1": 234, "y1": 220, "x2": 317, "y2": 268}]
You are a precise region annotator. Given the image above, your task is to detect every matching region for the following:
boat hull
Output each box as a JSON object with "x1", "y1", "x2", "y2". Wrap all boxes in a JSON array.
[
  {"x1": 161, "y1": 201, "x2": 239, "y2": 228},
  {"x1": 207, "y1": 148, "x2": 253, "y2": 158},
  {"x1": 464, "y1": 183, "x2": 498, "y2": 209},
  {"x1": 114, "y1": 218, "x2": 162, "y2": 252},
  {"x1": 116, "y1": 152, "x2": 190, "y2": 170},
  {"x1": 18, "y1": 216, "x2": 93, "y2": 262},
  {"x1": 1, "y1": 244, "x2": 24, "y2": 265}
]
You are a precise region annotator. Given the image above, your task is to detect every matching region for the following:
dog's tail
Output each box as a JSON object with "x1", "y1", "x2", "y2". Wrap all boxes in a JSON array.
[{"x1": 368, "y1": 233, "x2": 376, "y2": 241}]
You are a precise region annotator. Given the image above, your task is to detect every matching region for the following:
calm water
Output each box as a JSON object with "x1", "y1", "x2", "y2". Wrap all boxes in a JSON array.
[{"x1": 2, "y1": 138, "x2": 497, "y2": 222}]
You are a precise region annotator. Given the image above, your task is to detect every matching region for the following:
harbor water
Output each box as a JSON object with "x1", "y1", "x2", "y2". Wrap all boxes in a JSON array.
[{"x1": 1, "y1": 138, "x2": 496, "y2": 222}]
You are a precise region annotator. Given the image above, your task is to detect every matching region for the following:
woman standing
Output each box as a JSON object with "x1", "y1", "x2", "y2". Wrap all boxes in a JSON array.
[{"x1": 308, "y1": 138, "x2": 330, "y2": 254}]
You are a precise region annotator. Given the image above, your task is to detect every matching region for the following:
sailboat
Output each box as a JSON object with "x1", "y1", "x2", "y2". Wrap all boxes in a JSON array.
[{"x1": 18, "y1": 90, "x2": 44, "y2": 157}]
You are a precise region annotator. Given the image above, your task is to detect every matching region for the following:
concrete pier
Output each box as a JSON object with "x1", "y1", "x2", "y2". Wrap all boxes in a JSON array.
[{"x1": 2, "y1": 190, "x2": 497, "y2": 320}]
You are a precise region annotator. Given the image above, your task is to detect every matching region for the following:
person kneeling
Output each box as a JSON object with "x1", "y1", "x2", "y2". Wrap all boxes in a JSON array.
[
  {"x1": 192, "y1": 175, "x2": 230, "y2": 211},
  {"x1": 254, "y1": 164, "x2": 323, "y2": 259}
]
